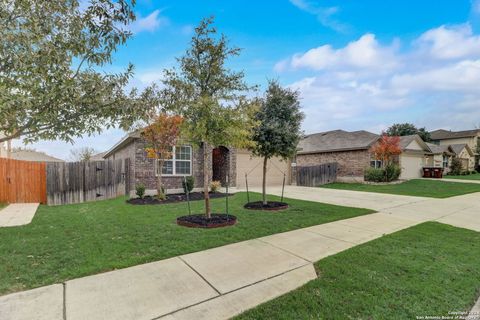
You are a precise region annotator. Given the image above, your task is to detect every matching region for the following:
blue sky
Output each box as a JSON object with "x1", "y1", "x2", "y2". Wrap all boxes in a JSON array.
[{"x1": 16, "y1": 0, "x2": 480, "y2": 159}]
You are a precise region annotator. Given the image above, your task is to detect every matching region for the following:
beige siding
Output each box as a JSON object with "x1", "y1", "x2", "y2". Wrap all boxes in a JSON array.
[
  {"x1": 405, "y1": 140, "x2": 424, "y2": 151},
  {"x1": 439, "y1": 137, "x2": 476, "y2": 150},
  {"x1": 400, "y1": 154, "x2": 425, "y2": 179},
  {"x1": 236, "y1": 150, "x2": 289, "y2": 188}
]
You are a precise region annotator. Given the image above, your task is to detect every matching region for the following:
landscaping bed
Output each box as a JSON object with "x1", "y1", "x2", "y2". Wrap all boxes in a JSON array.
[
  {"x1": 321, "y1": 179, "x2": 480, "y2": 198},
  {"x1": 244, "y1": 201, "x2": 289, "y2": 211},
  {"x1": 127, "y1": 192, "x2": 231, "y2": 205},
  {"x1": 0, "y1": 192, "x2": 373, "y2": 295},
  {"x1": 177, "y1": 213, "x2": 237, "y2": 228},
  {"x1": 235, "y1": 222, "x2": 480, "y2": 319}
]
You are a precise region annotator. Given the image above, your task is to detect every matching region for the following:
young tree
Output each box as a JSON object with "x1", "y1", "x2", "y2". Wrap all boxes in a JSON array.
[
  {"x1": 386, "y1": 123, "x2": 431, "y2": 142},
  {"x1": 370, "y1": 134, "x2": 402, "y2": 166},
  {"x1": 251, "y1": 81, "x2": 304, "y2": 206},
  {"x1": 142, "y1": 113, "x2": 183, "y2": 200},
  {"x1": 69, "y1": 147, "x2": 98, "y2": 162},
  {"x1": 0, "y1": 0, "x2": 158, "y2": 144},
  {"x1": 161, "y1": 17, "x2": 256, "y2": 218}
]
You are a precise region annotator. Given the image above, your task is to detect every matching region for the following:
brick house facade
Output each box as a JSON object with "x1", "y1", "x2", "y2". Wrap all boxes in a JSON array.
[
  {"x1": 296, "y1": 149, "x2": 371, "y2": 177},
  {"x1": 104, "y1": 133, "x2": 237, "y2": 194}
]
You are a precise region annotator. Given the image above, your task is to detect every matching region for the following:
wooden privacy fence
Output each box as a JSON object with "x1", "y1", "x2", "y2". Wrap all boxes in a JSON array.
[
  {"x1": 296, "y1": 163, "x2": 338, "y2": 187},
  {"x1": 0, "y1": 158, "x2": 47, "y2": 204},
  {"x1": 46, "y1": 159, "x2": 130, "y2": 205}
]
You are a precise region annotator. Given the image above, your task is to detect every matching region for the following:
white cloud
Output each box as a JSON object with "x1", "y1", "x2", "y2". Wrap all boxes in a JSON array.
[
  {"x1": 279, "y1": 34, "x2": 399, "y2": 72},
  {"x1": 129, "y1": 10, "x2": 169, "y2": 34},
  {"x1": 289, "y1": 0, "x2": 349, "y2": 33},
  {"x1": 277, "y1": 23, "x2": 480, "y2": 133},
  {"x1": 416, "y1": 24, "x2": 480, "y2": 60}
]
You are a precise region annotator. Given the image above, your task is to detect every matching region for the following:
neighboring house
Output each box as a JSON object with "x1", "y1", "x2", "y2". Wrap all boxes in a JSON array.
[
  {"x1": 9, "y1": 149, "x2": 65, "y2": 162},
  {"x1": 296, "y1": 130, "x2": 379, "y2": 179},
  {"x1": 90, "y1": 152, "x2": 107, "y2": 161},
  {"x1": 425, "y1": 143, "x2": 455, "y2": 172},
  {"x1": 296, "y1": 130, "x2": 443, "y2": 181},
  {"x1": 104, "y1": 131, "x2": 290, "y2": 195},
  {"x1": 431, "y1": 129, "x2": 480, "y2": 169},
  {"x1": 397, "y1": 135, "x2": 431, "y2": 179}
]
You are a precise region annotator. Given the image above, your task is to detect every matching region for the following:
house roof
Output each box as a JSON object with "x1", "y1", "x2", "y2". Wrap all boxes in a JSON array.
[
  {"x1": 103, "y1": 130, "x2": 141, "y2": 158},
  {"x1": 398, "y1": 134, "x2": 431, "y2": 153},
  {"x1": 426, "y1": 143, "x2": 454, "y2": 155},
  {"x1": 90, "y1": 152, "x2": 107, "y2": 161},
  {"x1": 9, "y1": 150, "x2": 65, "y2": 162},
  {"x1": 450, "y1": 143, "x2": 474, "y2": 157},
  {"x1": 297, "y1": 130, "x2": 380, "y2": 154},
  {"x1": 430, "y1": 129, "x2": 480, "y2": 140}
]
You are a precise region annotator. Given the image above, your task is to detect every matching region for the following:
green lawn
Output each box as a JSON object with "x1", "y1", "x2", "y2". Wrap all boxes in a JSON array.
[
  {"x1": 321, "y1": 179, "x2": 480, "y2": 198},
  {"x1": 0, "y1": 203, "x2": 6, "y2": 210},
  {"x1": 444, "y1": 174, "x2": 480, "y2": 181},
  {"x1": 236, "y1": 222, "x2": 480, "y2": 320},
  {"x1": 0, "y1": 192, "x2": 373, "y2": 295}
]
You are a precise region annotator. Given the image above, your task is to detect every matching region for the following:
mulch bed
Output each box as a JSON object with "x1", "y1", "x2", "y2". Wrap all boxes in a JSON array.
[
  {"x1": 244, "y1": 201, "x2": 289, "y2": 211},
  {"x1": 127, "y1": 192, "x2": 232, "y2": 205},
  {"x1": 176, "y1": 214, "x2": 237, "y2": 228}
]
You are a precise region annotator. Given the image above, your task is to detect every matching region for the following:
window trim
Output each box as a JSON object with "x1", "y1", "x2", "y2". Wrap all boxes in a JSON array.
[
  {"x1": 156, "y1": 145, "x2": 192, "y2": 177},
  {"x1": 370, "y1": 159, "x2": 383, "y2": 169}
]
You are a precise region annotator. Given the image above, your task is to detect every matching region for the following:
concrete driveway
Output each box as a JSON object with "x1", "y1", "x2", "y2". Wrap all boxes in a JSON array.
[{"x1": 0, "y1": 204, "x2": 39, "y2": 227}]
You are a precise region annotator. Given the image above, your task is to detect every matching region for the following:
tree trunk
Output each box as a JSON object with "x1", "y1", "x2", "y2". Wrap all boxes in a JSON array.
[
  {"x1": 156, "y1": 160, "x2": 165, "y2": 200},
  {"x1": 203, "y1": 142, "x2": 211, "y2": 218},
  {"x1": 262, "y1": 156, "x2": 268, "y2": 206}
]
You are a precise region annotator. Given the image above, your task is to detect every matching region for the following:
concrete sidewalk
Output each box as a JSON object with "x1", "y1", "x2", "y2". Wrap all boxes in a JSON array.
[{"x1": 0, "y1": 203, "x2": 39, "y2": 227}]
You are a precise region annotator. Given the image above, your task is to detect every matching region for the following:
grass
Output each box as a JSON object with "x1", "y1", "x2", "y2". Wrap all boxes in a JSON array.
[
  {"x1": 321, "y1": 179, "x2": 480, "y2": 198},
  {"x1": 444, "y1": 174, "x2": 480, "y2": 181},
  {"x1": 236, "y1": 222, "x2": 480, "y2": 320},
  {"x1": 0, "y1": 203, "x2": 6, "y2": 210},
  {"x1": 0, "y1": 192, "x2": 373, "y2": 295}
]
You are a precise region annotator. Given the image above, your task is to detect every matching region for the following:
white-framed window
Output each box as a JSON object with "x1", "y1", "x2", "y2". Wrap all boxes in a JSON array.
[
  {"x1": 442, "y1": 155, "x2": 449, "y2": 168},
  {"x1": 156, "y1": 145, "x2": 192, "y2": 176},
  {"x1": 370, "y1": 160, "x2": 383, "y2": 168}
]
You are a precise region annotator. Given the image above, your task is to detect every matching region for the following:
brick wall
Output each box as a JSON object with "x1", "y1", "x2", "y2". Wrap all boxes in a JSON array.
[
  {"x1": 296, "y1": 150, "x2": 370, "y2": 177},
  {"x1": 108, "y1": 137, "x2": 238, "y2": 193}
]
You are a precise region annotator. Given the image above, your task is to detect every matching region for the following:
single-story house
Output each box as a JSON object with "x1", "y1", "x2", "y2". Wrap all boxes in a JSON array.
[
  {"x1": 296, "y1": 130, "x2": 379, "y2": 179},
  {"x1": 430, "y1": 129, "x2": 480, "y2": 170},
  {"x1": 8, "y1": 149, "x2": 64, "y2": 162},
  {"x1": 296, "y1": 130, "x2": 461, "y2": 181},
  {"x1": 103, "y1": 131, "x2": 290, "y2": 195}
]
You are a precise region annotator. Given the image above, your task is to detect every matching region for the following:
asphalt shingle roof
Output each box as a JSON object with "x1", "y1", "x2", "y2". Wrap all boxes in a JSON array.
[
  {"x1": 430, "y1": 129, "x2": 480, "y2": 140},
  {"x1": 297, "y1": 130, "x2": 380, "y2": 154}
]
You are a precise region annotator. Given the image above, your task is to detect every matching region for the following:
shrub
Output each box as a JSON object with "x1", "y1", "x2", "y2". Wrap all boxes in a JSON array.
[
  {"x1": 182, "y1": 176, "x2": 195, "y2": 194},
  {"x1": 449, "y1": 158, "x2": 463, "y2": 176},
  {"x1": 384, "y1": 163, "x2": 401, "y2": 182},
  {"x1": 210, "y1": 180, "x2": 221, "y2": 193},
  {"x1": 364, "y1": 167, "x2": 385, "y2": 182},
  {"x1": 364, "y1": 164, "x2": 401, "y2": 183},
  {"x1": 135, "y1": 183, "x2": 146, "y2": 199}
]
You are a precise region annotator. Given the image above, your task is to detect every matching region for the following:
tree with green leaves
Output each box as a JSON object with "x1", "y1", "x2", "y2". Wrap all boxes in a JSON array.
[
  {"x1": 250, "y1": 80, "x2": 304, "y2": 206},
  {"x1": 386, "y1": 123, "x2": 431, "y2": 142},
  {"x1": 161, "y1": 17, "x2": 256, "y2": 218},
  {"x1": 0, "y1": 0, "x2": 158, "y2": 144}
]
